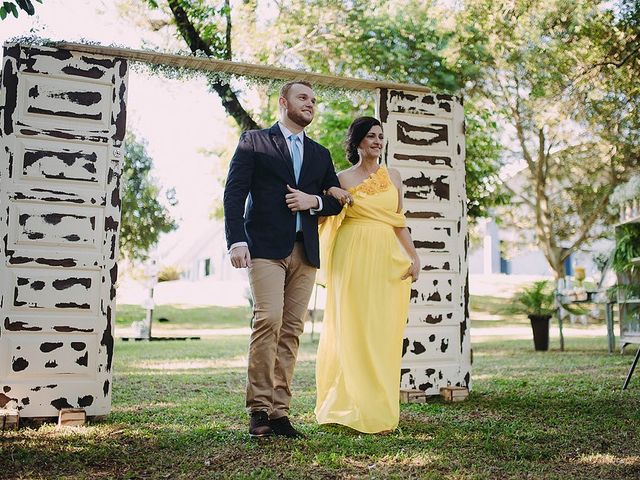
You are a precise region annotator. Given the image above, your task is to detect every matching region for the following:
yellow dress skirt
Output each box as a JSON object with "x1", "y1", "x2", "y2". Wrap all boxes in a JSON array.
[{"x1": 315, "y1": 167, "x2": 412, "y2": 433}]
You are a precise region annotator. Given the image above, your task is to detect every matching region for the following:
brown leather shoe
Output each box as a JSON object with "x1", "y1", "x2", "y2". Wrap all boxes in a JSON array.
[
  {"x1": 249, "y1": 411, "x2": 273, "y2": 438},
  {"x1": 270, "y1": 416, "x2": 305, "y2": 438}
]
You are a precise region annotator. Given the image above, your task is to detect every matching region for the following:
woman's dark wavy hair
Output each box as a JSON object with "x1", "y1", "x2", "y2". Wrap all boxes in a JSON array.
[{"x1": 344, "y1": 116, "x2": 382, "y2": 165}]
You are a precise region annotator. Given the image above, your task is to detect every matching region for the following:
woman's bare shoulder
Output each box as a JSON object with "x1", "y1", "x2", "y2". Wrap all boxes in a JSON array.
[
  {"x1": 337, "y1": 167, "x2": 358, "y2": 188},
  {"x1": 337, "y1": 166, "x2": 356, "y2": 177}
]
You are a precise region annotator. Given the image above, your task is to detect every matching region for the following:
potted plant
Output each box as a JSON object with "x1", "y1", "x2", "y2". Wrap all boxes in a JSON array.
[
  {"x1": 512, "y1": 280, "x2": 556, "y2": 351},
  {"x1": 610, "y1": 222, "x2": 640, "y2": 347}
]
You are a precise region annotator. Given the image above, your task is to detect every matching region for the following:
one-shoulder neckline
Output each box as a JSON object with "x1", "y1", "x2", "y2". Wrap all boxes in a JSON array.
[{"x1": 347, "y1": 166, "x2": 389, "y2": 194}]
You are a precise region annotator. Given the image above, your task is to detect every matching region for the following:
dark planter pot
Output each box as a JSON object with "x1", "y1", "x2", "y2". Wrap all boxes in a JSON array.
[{"x1": 528, "y1": 314, "x2": 551, "y2": 351}]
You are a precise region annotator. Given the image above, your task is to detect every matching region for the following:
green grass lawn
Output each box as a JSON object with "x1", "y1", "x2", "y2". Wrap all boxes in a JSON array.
[
  {"x1": 116, "y1": 296, "x2": 530, "y2": 331},
  {"x1": 469, "y1": 295, "x2": 606, "y2": 328},
  {"x1": 468, "y1": 294, "x2": 527, "y2": 327},
  {"x1": 4, "y1": 331, "x2": 639, "y2": 479},
  {"x1": 116, "y1": 304, "x2": 252, "y2": 330}
]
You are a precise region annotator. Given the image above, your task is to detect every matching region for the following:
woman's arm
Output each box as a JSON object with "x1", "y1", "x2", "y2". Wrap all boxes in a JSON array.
[
  {"x1": 389, "y1": 168, "x2": 420, "y2": 281},
  {"x1": 325, "y1": 171, "x2": 354, "y2": 206},
  {"x1": 395, "y1": 226, "x2": 420, "y2": 281},
  {"x1": 319, "y1": 172, "x2": 351, "y2": 224}
]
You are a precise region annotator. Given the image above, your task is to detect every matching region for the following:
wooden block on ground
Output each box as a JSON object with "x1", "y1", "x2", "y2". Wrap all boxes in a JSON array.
[
  {"x1": 0, "y1": 409, "x2": 19, "y2": 430},
  {"x1": 440, "y1": 386, "x2": 469, "y2": 402},
  {"x1": 400, "y1": 389, "x2": 427, "y2": 403},
  {"x1": 58, "y1": 408, "x2": 86, "y2": 427}
]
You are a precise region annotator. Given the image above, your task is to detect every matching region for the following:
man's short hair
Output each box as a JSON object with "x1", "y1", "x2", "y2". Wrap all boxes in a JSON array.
[{"x1": 280, "y1": 81, "x2": 313, "y2": 99}]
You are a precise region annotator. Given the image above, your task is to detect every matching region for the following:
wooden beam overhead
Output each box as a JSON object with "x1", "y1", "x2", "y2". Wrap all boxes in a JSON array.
[{"x1": 54, "y1": 42, "x2": 431, "y2": 93}]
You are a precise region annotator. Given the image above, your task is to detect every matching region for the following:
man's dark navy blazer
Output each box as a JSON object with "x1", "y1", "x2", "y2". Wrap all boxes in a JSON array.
[{"x1": 224, "y1": 123, "x2": 343, "y2": 268}]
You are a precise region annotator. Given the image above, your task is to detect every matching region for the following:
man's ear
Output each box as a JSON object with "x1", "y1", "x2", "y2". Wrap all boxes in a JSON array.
[{"x1": 278, "y1": 96, "x2": 287, "y2": 109}]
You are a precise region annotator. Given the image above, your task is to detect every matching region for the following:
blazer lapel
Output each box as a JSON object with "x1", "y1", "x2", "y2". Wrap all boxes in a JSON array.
[{"x1": 269, "y1": 123, "x2": 296, "y2": 183}]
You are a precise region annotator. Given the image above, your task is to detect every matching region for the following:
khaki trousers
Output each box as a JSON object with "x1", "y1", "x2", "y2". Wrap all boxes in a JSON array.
[{"x1": 246, "y1": 242, "x2": 316, "y2": 419}]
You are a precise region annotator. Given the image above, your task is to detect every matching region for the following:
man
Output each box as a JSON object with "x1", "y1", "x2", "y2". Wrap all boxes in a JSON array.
[{"x1": 224, "y1": 81, "x2": 343, "y2": 438}]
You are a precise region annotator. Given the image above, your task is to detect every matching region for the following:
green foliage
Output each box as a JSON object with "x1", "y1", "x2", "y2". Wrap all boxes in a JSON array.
[
  {"x1": 120, "y1": 132, "x2": 177, "y2": 261},
  {"x1": 464, "y1": 101, "x2": 510, "y2": 219},
  {"x1": 268, "y1": 0, "x2": 508, "y2": 219},
  {"x1": 137, "y1": 0, "x2": 634, "y2": 232},
  {"x1": 141, "y1": 0, "x2": 508, "y2": 221},
  {"x1": 306, "y1": 96, "x2": 374, "y2": 172},
  {"x1": 454, "y1": 0, "x2": 639, "y2": 276},
  {"x1": 612, "y1": 224, "x2": 640, "y2": 275},
  {"x1": 512, "y1": 280, "x2": 556, "y2": 317},
  {"x1": 0, "y1": 0, "x2": 41, "y2": 20}
]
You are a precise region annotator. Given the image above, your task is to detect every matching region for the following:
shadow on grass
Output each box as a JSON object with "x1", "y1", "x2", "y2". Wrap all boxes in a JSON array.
[{"x1": 3, "y1": 337, "x2": 639, "y2": 479}]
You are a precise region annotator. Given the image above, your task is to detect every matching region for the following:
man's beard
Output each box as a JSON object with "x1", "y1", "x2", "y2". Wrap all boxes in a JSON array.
[{"x1": 287, "y1": 109, "x2": 313, "y2": 128}]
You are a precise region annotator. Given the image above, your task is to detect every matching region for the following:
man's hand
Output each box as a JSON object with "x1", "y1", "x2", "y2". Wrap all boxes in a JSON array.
[
  {"x1": 286, "y1": 185, "x2": 319, "y2": 212},
  {"x1": 230, "y1": 245, "x2": 252, "y2": 268}
]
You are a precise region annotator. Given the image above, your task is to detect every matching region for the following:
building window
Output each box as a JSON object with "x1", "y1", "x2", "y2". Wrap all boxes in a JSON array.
[
  {"x1": 204, "y1": 258, "x2": 211, "y2": 277},
  {"x1": 563, "y1": 255, "x2": 573, "y2": 276},
  {"x1": 500, "y1": 256, "x2": 511, "y2": 274},
  {"x1": 499, "y1": 240, "x2": 511, "y2": 274}
]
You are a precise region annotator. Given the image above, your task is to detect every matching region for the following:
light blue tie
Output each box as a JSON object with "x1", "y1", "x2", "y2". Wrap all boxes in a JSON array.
[{"x1": 289, "y1": 134, "x2": 303, "y2": 232}]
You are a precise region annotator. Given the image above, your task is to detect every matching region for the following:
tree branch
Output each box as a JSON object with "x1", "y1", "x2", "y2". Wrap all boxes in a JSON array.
[
  {"x1": 502, "y1": 181, "x2": 535, "y2": 208},
  {"x1": 167, "y1": 0, "x2": 260, "y2": 131},
  {"x1": 224, "y1": 0, "x2": 232, "y2": 61},
  {"x1": 574, "y1": 35, "x2": 640, "y2": 79},
  {"x1": 537, "y1": 127, "x2": 546, "y2": 182},
  {"x1": 566, "y1": 193, "x2": 610, "y2": 257},
  {"x1": 511, "y1": 75, "x2": 535, "y2": 171}
]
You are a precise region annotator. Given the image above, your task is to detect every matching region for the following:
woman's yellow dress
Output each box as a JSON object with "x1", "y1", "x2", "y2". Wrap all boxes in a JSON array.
[{"x1": 315, "y1": 166, "x2": 412, "y2": 433}]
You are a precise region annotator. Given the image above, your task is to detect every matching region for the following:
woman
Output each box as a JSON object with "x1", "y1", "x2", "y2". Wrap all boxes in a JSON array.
[{"x1": 315, "y1": 116, "x2": 420, "y2": 434}]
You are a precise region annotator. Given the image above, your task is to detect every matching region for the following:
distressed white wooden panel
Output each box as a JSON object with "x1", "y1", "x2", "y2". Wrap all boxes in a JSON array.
[
  {"x1": 15, "y1": 45, "x2": 118, "y2": 81},
  {"x1": 407, "y1": 307, "x2": 464, "y2": 326},
  {"x1": 380, "y1": 89, "x2": 457, "y2": 118},
  {"x1": 403, "y1": 208, "x2": 448, "y2": 220},
  {"x1": 7, "y1": 268, "x2": 100, "y2": 313},
  {"x1": 409, "y1": 273, "x2": 462, "y2": 306},
  {"x1": 5, "y1": 334, "x2": 95, "y2": 378},
  {"x1": 0, "y1": 43, "x2": 127, "y2": 417},
  {"x1": 6, "y1": 186, "x2": 107, "y2": 208},
  {"x1": 378, "y1": 88, "x2": 469, "y2": 394},
  {"x1": 10, "y1": 202, "x2": 102, "y2": 249},
  {"x1": 387, "y1": 149, "x2": 455, "y2": 170},
  {"x1": 401, "y1": 169, "x2": 452, "y2": 203},
  {"x1": 0, "y1": 380, "x2": 103, "y2": 412},
  {"x1": 3, "y1": 313, "x2": 98, "y2": 334},
  {"x1": 400, "y1": 363, "x2": 471, "y2": 395},
  {"x1": 18, "y1": 74, "x2": 112, "y2": 130},
  {"x1": 419, "y1": 253, "x2": 459, "y2": 273},
  {"x1": 409, "y1": 219, "x2": 457, "y2": 254},
  {"x1": 386, "y1": 113, "x2": 453, "y2": 157},
  {"x1": 402, "y1": 325, "x2": 460, "y2": 362},
  {"x1": 15, "y1": 136, "x2": 109, "y2": 187},
  {"x1": 393, "y1": 166, "x2": 462, "y2": 220}
]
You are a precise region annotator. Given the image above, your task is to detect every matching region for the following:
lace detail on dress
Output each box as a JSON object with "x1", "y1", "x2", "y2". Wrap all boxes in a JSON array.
[{"x1": 348, "y1": 166, "x2": 391, "y2": 196}]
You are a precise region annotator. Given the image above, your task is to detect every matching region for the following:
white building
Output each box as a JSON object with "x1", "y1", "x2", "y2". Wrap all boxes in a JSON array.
[
  {"x1": 468, "y1": 167, "x2": 613, "y2": 280},
  {"x1": 159, "y1": 219, "x2": 247, "y2": 283}
]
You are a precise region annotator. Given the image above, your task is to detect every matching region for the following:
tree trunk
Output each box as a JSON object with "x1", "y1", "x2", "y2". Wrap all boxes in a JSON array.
[
  {"x1": 167, "y1": 0, "x2": 260, "y2": 132},
  {"x1": 547, "y1": 253, "x2": 566, "y2": 280}
]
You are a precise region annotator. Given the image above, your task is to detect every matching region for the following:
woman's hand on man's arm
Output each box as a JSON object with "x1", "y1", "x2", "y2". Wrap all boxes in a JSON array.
[{"x1": 326, "y1": 186, "x2": 353, "y2": 206}]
